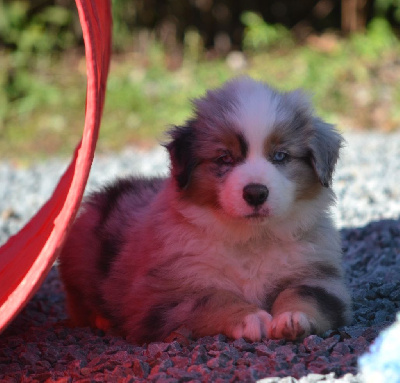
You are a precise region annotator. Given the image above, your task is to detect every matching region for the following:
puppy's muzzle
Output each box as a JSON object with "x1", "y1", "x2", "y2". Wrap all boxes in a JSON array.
[{"x1": 243, "y1": 183, "x2": 269, "y2": 207}]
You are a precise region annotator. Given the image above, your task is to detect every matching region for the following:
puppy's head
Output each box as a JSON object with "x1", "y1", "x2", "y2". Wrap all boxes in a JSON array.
[{"x1": 166, "y1": 77, "x2": 342, "y2": 229}]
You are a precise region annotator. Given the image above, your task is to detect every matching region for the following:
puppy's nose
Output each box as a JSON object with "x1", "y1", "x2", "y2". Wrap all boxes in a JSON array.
[{"x1": 243, "y1": 183, "x2": 269, "y2": 207}]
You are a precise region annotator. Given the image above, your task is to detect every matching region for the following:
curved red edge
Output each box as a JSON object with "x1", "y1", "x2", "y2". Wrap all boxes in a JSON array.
[{"x1": 0, "y1": 0, "x2": 112, "y2": 334}]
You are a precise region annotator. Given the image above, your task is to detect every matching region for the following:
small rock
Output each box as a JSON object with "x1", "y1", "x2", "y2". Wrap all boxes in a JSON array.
[
  {"x1": 146, "y1": 342, "x2": 170, "y2": 357},
  {"x1": 187, "y1": 364, "x2": 211, "y2": 375},
  {"x1": 191, "y1": 345, "x2": 208, "y2": 365},
  {"x1": 166, "y1": 367, "x2": 201, "y2": 381},
  {"x1": 307, "y1": 356, "x2": 331, "y2": 374},
  {"x1": 320, "y1": 335, "x2": 340, "y2": 352},
  {"x1": 206, "y1": 354, "x2": 227, "y2": 369},
  {"x1": 347, "y1": 337, "x2": 369, "y2": 355},
  {"x1": 19, "y1": 351, "x2": 40, "y2": 365},
  {"x1": 255, "y1": 344, "x2": 275, "y2": 357},
  {"x1": 291, "y1": 362, "x2": 307, "y2": 378},
  {"x1": 389, "y1": 289, "x2": 400, "y2": 301},
  {"x1": 150, "y1": 359, "x2": 173, "y2": 374},
  {"x1": 232, "y1": 338, "x2": 255, "y2": 352},
  {"x1": 303, "y1": 335, "x2": 323, "y2": 352},
  {"x1": 332, "y1": 342, "x2": 351, "y2": 355},
  {"x1": 275, "y1": 345, "x2": 297, "y2": 362},
  {"x1": 132, "y1": 359, "x2": 150, "y2": 378},
  {"x1": 170, "y1": 356, "x2": 189, "y2": 368},
  {"x1": 208, "y1": 340, "x2": 230, "y2": 352}
]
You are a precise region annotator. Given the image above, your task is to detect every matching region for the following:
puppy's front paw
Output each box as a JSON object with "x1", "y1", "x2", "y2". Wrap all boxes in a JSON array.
[
  {"x1": 231, "y1": 310, "x2": 272, "y2": 342},
  {"x1": 269, "y1": 311, "x2": 314, "y2": 340}
]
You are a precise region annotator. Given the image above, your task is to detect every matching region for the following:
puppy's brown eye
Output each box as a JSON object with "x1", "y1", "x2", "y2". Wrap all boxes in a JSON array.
[{"x1": 215, "y1": 151, "x2": 234, "y2": 166}]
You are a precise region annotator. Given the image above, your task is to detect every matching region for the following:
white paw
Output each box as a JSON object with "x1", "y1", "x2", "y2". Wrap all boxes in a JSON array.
[
  {"x1": 269, "y1": 311, "x2": 313, "y2": 340},
  {"x1": 231, "y1": 310, "x2": 272, "y2": 342}
]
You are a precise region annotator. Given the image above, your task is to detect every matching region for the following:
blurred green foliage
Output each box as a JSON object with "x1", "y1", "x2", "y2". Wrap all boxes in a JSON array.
[
  {"x1": 375, "y1": 0, "x2": 400, "y2": 22},
  {"x1": 1, "y1": 1, "x2": 400, "y2": 160},
  {"x1": 0, "y1": 1, "x2": 74, "y2": 56},
  {"x1": 110, "y1": 0, "x2": 137, "y2": 52},
  {"x1": 350, "y1": 17, "x2": 399, "y2": 59},
  {"x1": 241, "y1": 11, "x2": 294, "y2": 51}
]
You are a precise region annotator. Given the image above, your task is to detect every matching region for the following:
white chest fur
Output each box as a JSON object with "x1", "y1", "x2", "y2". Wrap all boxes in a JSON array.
[{"x1": 165, "y1": 232, "x2": 311, "y2": 306}]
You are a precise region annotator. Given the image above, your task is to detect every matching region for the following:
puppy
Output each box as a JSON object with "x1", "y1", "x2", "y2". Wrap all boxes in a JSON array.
[{"x1": 59, "y1": 77, "x2": 352, "y2": 344}]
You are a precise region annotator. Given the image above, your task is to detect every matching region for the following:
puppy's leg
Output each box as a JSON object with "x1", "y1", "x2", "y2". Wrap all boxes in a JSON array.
[
  {"x1": 64, "y1": 286, "x2": 92, "y2": 327},
  {"x1": 269, "y1": 285, "x2": 350, "y2": 340},
  {"x1": 186, "y1": 290, "x2": 272, "y2": 342},
  {"x1": 135, "y1": 290, "x2": 271, "y2": 343},
  {"x1": 64, "y1": 286, "x2": 111, "y2": 331}
]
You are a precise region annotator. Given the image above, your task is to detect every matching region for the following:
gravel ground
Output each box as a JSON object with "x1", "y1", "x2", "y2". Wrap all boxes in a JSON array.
[{"x1": 1, "y1": 132, "x2": 400, "y2": 382}]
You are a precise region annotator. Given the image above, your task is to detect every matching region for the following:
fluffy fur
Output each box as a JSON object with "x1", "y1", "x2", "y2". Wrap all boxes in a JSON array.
[{"x1": 59, "y1": 77, "x2": 352, "y2": 344}]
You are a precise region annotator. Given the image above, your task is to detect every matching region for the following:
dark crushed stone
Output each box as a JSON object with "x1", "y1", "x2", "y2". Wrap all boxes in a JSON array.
[{"x1": 1, "y1": 220, "x2": 399, "y2": 382}]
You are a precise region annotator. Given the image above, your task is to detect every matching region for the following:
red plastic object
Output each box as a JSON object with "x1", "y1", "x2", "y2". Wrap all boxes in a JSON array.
[{"x1": 0, "y1": 0, "x2": 112, "y2": 334}]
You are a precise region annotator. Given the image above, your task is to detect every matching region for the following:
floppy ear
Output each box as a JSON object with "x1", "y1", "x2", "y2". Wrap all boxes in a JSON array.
[
  {"x1": 309, "y1": 117, "x2": 343, "y2": 188},
  {"x1": 165, "y1": 124, "x2": 198, "y2": 189}
]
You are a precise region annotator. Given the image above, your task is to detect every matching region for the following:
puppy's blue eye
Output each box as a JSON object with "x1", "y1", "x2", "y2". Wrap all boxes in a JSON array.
[{"x1": 273, "y1": 151, "x2": 288, "y2": 163}]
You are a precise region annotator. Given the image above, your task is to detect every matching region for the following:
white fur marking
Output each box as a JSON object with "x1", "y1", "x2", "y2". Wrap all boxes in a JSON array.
[
  {"x1": 270, "y1": 311, "x2": 313, "y2": 340},
  {"x1": 219, "y1": 157, "x2": 296, "y2": 219},
  {"x1": 233, "y1": 78, "x2": 280, "y2": 157},
  {"x1": 232, "y1": 310, "x2": 272, "y2": 341}
]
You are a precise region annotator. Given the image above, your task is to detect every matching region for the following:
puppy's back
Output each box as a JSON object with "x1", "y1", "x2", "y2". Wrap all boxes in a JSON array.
[{"x1": 58, "y1": 176, "x2": 165, "y2": 327}]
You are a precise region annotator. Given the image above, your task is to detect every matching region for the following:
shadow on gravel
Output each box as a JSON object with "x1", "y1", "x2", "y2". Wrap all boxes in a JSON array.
[
  {"x1": 0, "y1": 218, "x2": 399, "y2": 382},
  {"x1": 342, "y1": 218, "x2": 400, "y2": 328}
]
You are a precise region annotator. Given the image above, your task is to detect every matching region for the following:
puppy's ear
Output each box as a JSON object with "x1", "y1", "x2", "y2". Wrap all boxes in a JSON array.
[
  {"x1": 165, "y1": 124, "x2": 197, "y2": 189},
  {"x1": 309, "y1": 118, "x2": 343, "y2": 188}
]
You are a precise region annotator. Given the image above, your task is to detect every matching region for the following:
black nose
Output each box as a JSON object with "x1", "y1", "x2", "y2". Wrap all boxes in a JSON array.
[{"x1": 243, "y1": 183, "x2": 269, "y2": 207}]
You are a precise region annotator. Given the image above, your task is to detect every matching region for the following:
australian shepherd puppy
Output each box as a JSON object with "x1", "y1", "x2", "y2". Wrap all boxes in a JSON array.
[{"x1": 59, "y1": 77, "x2": 352, "y2": 344}]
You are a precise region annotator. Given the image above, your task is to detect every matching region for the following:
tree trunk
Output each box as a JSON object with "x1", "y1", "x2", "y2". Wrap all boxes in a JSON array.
[{"x1": 341, "y1": 0, "x2": 372, "y2": 33}]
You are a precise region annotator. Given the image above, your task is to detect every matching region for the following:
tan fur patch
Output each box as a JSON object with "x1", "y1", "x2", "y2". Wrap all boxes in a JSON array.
[
  {"x1": 287, "y1": 160, "x2": 322, "y2": 200},
  {"x1": 264, "y1": 128, "x2": 322, "y2": 201},
  {"x1": 184, "y1": 128, "x2": 247, "y2": 208},
  {"x1": 184, "y1": 164, "x2": 220, "y2": 207}
]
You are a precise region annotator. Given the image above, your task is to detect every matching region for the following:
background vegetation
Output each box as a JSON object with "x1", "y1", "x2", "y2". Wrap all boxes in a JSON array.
[{"x1": 1, "y1": 0, "x2": 400, "y2": 160}]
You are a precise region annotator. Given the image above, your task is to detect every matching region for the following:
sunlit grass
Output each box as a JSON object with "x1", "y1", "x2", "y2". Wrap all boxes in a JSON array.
[{"x1": 1, "y1": 18, "x2": 400, "y2": 160}]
